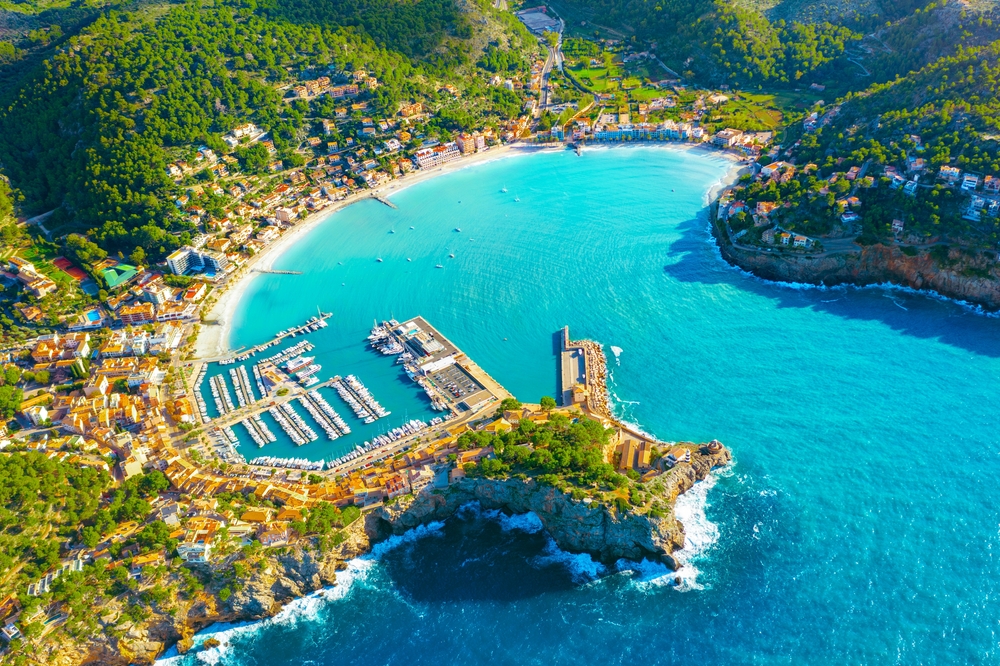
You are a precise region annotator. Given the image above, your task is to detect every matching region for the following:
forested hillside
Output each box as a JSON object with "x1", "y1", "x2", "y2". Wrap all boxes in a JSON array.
[
  {"x1": 554, "y1": 0, "x2": 863, "y2": 84},
  {"x1": 553, "y1": 0, "x2": 1000, "y2": 88},
  {"x1": 1, "y1": 0, "x2": 1000, "y2": 262},
  {"x1": 788, "y1": 41, "x2": 1000, "y2": 241},
  {"x1": 0, "y1": 0, "x2": 529, "y2": 260}
]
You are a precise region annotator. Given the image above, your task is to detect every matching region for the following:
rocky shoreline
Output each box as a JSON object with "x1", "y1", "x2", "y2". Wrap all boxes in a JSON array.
[
  {"x1": 712, "y1": 218, "x2": 1000, "y2": 311},
  {"x1": 373, "y1": 444, "x2": 731, "y2": 568},
  {"x1": 29, "y1": 519, "x2": 371, "y2": 666},
  {"x1": 42, "y1": 441, "x2": 729, "y2": 665}
]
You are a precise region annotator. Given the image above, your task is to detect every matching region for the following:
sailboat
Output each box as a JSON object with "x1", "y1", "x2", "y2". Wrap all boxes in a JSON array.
[
  {"x1": 514, "y1": 194, "x2": 520, "y2": 202},
  {"x1": 501, "y1": 184, "x2": 508, "y2": 193}
]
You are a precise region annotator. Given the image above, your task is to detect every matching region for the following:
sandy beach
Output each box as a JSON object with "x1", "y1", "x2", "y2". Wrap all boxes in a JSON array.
[
  {"x1": 194, "y1": 143, "x2": 541, "y2": 359},
  {"x1": 193, "y1": 141, "x2": 748, "y2": 360}
]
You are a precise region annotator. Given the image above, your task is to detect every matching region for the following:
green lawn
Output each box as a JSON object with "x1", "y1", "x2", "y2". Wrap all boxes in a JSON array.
[
  {"x1": 771, "y1": 90, "x2": 824, "y2": 115},
  {"x1": 715, "y1": 95, "x2": 784, "y2": 131},
  {"x1": 628, "y1": 87, "x2": 667, "y2": 102},
  {"x1": 569, "y1": 64, "x2": 621, "y2": 93}
]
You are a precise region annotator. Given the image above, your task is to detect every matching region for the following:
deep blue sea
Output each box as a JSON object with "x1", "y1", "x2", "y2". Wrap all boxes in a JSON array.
[{"x1": 172, "y1": 146, "x2": 1000, "y2": 665}]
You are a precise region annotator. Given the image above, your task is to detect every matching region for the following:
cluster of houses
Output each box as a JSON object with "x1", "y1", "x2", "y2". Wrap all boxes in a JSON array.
[
  {"x1": 538, "y1": 105, "x2": 771, "y2": 160},
  {"x1": 936, "y1": 165, "x2": 1000, "y2": 222},
  {"x1": 4, "y1": 257, "x2": 57, "y2": 300},
  {"x1": 14, "y1": 317, "x2": 185, "y2": 445},
  {"x1": 294, "y1": 70, "x2": 375, "y2": 99}
]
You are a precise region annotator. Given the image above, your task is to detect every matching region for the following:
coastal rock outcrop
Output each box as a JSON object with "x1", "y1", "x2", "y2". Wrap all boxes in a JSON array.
[
  {"x1": 36, "y1": 446, "x2": 730, "y2": 666},
  {"x1": 370, "y1": 445, "x2": 731, "y2": 568},
  {"x1": 36, "y1": 521, "x2": 371, "y2": 666},
  {"x1": 717, "y1": 236, "x2": 1000, "y2": 310}
]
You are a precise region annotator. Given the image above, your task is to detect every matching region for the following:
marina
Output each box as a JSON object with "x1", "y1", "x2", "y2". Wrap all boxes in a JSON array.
[
  {"x1": 228, "y1": 364, "x2": 258, "y2": 408},
  {"x1": 377, "y1": 316, "x2": 511, "y2": 413},
  {"x1": 197, "y1": 310, "x2": 509, "y2": 471},
  {"x1": 296, "y1": 395, "x2": 341, "y2": 440},
  {"x1": 246, "y1": 456, "x2": 324, "y2": 472},
  {"x1": 209, "y1": 374, "x2": 235, "y2": 415},
  {"x1": 216, "y1": 311, "x2": 330, "y2": 365},
  {"x1": 331, "y1": 374, "x2": 389, "y2": 423}
]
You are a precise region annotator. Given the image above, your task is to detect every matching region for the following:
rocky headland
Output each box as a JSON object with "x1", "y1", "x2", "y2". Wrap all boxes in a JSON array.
[
  {"x1": 715, "y1": 227, "x2": 1000, "y2": 311},
  {"x1": 29, "y1": 440, "x2": 729, "y2": 666},
  {"x1": 373, "y1": 443, "x2": 731, "y2": 568},
  {"x1": 28, "y1": 522, "x2": 371, "y2": 666}
]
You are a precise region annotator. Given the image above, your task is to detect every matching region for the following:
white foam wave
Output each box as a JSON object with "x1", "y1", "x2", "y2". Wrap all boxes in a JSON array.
[
  {"x1": 609, "y1": 345, "x2": 623, "y2": 366},
  {"x1": 532, "y1": 536, "x2": 606, "y2": 583},
  {"x1": 370, "y1": 520, "x2": 446, "y2": 558},
  {"x1": 154, "y1": 525, "x2": 447, "y2": 666},
  {"x1": 495, "y1": 511, "x2": 545, "y2": 533},
  {"x1": 456, "y1": 502, "x2": 545, "y2": 533},
  {"x1": 154, "y1": 558, "x2": 373, "y2": 666},
  {"x1": 614, "y1": 557, "x2": 676, "y2": 585},
  {"x1": 615, "y1": 474, "x2": 721, "y2": 592},
  {"x1": 670, "y1": 474, "x2": 720, "y2": 591},
  {"x1": 453, "y1": 503, "x2": 604, "y2": 582}
]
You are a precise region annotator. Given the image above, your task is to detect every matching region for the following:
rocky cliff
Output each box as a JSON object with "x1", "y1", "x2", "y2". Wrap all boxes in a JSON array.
[
  {"x1": 371, "y1": 445, "x2": 731, "y2": 569},
  {"x1": 717, "y1": 235, "x2": 1000, "y2": 310},
  {"x1": 33, "y1": 445, "x2": 730, "y2": 665},
  {"x1": 35, "y1": 520, "x2": 371, "y2": 666}
]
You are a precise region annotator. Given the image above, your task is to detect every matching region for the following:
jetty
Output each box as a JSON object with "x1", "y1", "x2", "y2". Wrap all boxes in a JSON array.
[
  {"x1": 373, "y1": 195, "x2": 397, "y2": 209},
  {"x1": 558, "y1": 325, "x2": 665, "y2": 450},
  {"x1": 558, "y1": 326, "x2": 588, "y2": 407},
  {"x1": 208, "y1": 310, "x2": 331, "y2": 364},
  {"x1": 254, "y1": 269, "x2": 302, "y2": 275}
]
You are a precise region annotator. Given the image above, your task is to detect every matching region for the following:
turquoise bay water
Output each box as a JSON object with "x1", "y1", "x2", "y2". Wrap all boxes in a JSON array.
[{"x1": 178, "y1": 147, "x2": 1000, "y2": 664}]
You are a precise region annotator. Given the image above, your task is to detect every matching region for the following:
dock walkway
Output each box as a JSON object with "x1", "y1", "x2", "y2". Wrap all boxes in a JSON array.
[
  {"x1": 184, "y1": 375, "x2": 340, "y2": 440},
  {"x1": 201, "y1": 311, "x2": 331, "y2": 364}
]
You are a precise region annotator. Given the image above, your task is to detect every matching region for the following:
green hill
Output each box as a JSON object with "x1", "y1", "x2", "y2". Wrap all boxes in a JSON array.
[{"x1": 0, "y1": 0, "x2": 533, "y2": 259}]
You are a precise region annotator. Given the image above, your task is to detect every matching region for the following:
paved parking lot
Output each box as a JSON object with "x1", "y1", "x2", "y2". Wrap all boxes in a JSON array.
[{"x1": 429, "y1": 364, "x2": 484, "y2": 400}]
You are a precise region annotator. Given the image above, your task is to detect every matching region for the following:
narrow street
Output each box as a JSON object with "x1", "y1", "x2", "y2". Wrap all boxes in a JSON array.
[{"x1": 536, "y1": 18, "x2": 565, "y2": 118}]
